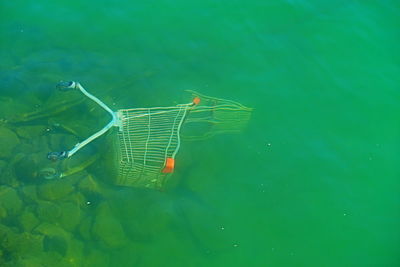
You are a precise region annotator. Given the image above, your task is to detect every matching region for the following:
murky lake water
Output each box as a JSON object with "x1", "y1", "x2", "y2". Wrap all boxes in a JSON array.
[{"x1": 0, "y1": 1, "x2": 399, "y2": 266}]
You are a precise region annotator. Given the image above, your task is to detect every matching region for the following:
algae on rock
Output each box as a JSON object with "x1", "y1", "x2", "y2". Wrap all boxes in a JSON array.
[
  {"x1": 0, "y1": 186, "x2": 23, "y2": 217},
  {"x1": 34, "y1": 222, "x2": 84, "y2": 265},
  {"x1": 0, "y1": 224, "x2": 43, "y2": 263},
  {"x1": 37, "y1": 178, "x2": 74, "y2": 201},
  {"x1": 78, "y1": 174, "x2": 104, "y2": 195},
  {"x1": 0, "y1": 127, "x2": 20, "y2": 159},
  {"x1": 15, "y1": 125, "x2": 47, "y2": 140},
  {"x1": 78, "y1": 215, "x2": 93, "y2": 241},
  {"x1": 92, "y1": 202, "x2": 127, "y2": 248},
  {"x1": 83, "y1": 248, "x2": 110, "y2": 267},
  {"x1": 36, "y1": 200, "x2": 62, "y2": 223},
  {"x1": 34, "y1": 222, "x2": 70, "y2": 255},
  {"x1": 18, "y1": 210, "x2": 40, "y2": 232},
  {"x1": 59, "y1": 202, "x2": 82, "y2": 232},
  {"x1": 0, "y1": 160, "x2": 6, "y2": 174},
  {"x1": 21, "y1": 185, "x2": 39, "y2": 203}
]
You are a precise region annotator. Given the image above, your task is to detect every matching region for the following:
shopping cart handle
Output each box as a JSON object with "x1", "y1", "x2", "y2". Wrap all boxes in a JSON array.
[
  {"x1": 47, "y1": 151, "x2": 68, "y2": 161},
  {"x1": 56, "y1": 81, "x2": 76, "y2": 91}
]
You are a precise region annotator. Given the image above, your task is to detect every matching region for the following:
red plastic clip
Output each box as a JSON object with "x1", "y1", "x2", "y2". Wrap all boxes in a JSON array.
[
  {"x1": 193, "y1": 97, "x2": 201, "y2": 105},
  {"x1": 162, "y1": 157, "x2": 175, "y2": 173}
]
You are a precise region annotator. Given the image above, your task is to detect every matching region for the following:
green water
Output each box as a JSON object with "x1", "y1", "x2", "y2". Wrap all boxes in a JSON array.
[{"x1": 1, "y1": 0, "x2": 399, "y2": 266}]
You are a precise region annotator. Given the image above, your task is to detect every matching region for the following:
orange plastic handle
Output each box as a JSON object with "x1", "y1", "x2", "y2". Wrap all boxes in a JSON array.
[{"x1": 162, "y1": 157, "x2": 175, "y2": 173}]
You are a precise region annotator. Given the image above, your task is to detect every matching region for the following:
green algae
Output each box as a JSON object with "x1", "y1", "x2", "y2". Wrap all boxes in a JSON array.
[
  {"x1": 37, "y1": 179, "x2": 74, "y2": 201},
  {"x1": 0, "y1": 127, "x2": 20, "y2": 159},
  {"x1": 18, "y1": 210, "x2": 40, "y2": 233},
  {"x1": 36, "y1": 201, "x2": 62, "y2": 224},
  {"x1": 58, "y1": 202, "x2": 82, "y2": 232},
  {"x1": 0, "y1": 186, "x2": 23, "y2": 218},
  {"x1": 92, "y1": 202, "x2": 127, "y2": 249}
]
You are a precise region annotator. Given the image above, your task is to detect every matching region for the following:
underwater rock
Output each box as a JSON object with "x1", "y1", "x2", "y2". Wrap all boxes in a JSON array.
[
  {"x1": 0, "y1": 206, "x2": 6, "y2": 219},
  {"x1": 37, "y1": 179, "x2": 74, "y2": 201},
  {"x1": 43, "y1": 234, "x2": 68, "y2": 256},
  {"x1": 34, "y1": 221, "x2": 84, "y2": 264},
  {"x1": 48, "y1": 133, "x2": 79, "y2": 152},
  {"x1": 3, "y1": 232, "x2": 43, "y2": 257},
  {"x1": 0, "y1": 160, "x2": 6, "y2": 175},
  {"x1": 15, "y1": 125, "x2": 47, "y2": 140},
  {"x1": 36, "y1": 200, "x2": 62, "y2": 223},
  {"x1": 0, "y1": 186, "x2": 23, "y2": 217},
  {"x1": 59, "y1": 202, "x2": 82, "y2": 232},
  {"x1": 34, "y1": 222, "x2": 69, "y2": 242},
  {"x1": 64, "y1": 238, "x2": 84, "y2": 266},
  {"x1": 0, "y1": 93, "x2": 34, "y2": 123},
  {"x1": 181, "y1": 204, "x2": 231, "y2": 254},
  {"x1": 0, "y1": 127, "x2": 20, "y2": 159},
  {"x1": 23, "y1": 135, "x2": 50, "y2": 156},
  {"x1": 0, "y1": 153, "x2": 23, "y2": 187},
  {"x1": 133, "y1": 231, "x2": 197, "y2": 267},
  {"x1": 13, "y1": 151, "x2": 60, "y2": 183},
  {"x1": 18, "y1": 210, "x2": 40, "y2": 232},
  {"x1": 12, "y1": 142, "x2": 34, "y2": 156},
  {"x1": 78, "y1": 215, "x2": 93, "y2": 241},
  {"x1": 14, "y1": 154, "x2": 41, "y2": 183},
  {"x1": 92, "y1": 202, "x2": 127, "y2": 248},
  {"x1": 62, "y1": 191, "x2": 88, "y2": 209},
  {"x1": 21, "y1": 185, "x2": 39, "y2": 203},
  {"x1": 109, "y1": 241, "x2": 140, "y2": 266},
  {"x1": 78, "y1": 174, "x2": 103, "y2": 195},
  {"x1": 8, "y1": 257, "x2": 43, "y2": 267},
  {"x1": 113, "y1": 192, "x2": 172, "y2": 241},
  {"x1": 0, "y1": 223, "x2": 43, "y2": 264},
  {"x1": 0, "y1": 161, "x2": 9, "y2": 187},
  {"x1": 83, "y1": 248, "x2": 110, "y2": 267},
  {"x1": 13, "y1": 252, "x2": 75, "y2": 267},
  {"x1": 0, "y1": 223, "x2": 15, "y2": 241},
  {"x1": 34, "y1": 223, "x2": 70, "y2": 256}
]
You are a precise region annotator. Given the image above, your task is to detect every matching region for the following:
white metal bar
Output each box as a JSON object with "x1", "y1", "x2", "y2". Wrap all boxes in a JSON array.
[{"x1": 65, "y1": 82, "x2": 117, "y2": 158}]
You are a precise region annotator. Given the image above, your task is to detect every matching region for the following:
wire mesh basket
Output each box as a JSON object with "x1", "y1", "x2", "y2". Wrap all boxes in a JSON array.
[{"x1": 48, "y1": 81, "x2": 252, "y2": 189}]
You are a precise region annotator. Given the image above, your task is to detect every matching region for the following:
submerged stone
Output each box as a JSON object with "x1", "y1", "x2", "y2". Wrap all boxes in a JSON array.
[
  {"x1": 34, "y1": 223, "x2": 70, "y2": 257},
  {"x1": 14, "y1": 155, "x2": 40, "y2": 183},
  {"x1": 0, "y1": 160, "x2": 6, "y2": 175},
  {"x1": 181, "y1": 204, "x2": 231, "y2": 254},
  {"x1": 0, "y1": 127, "x2": 20, "y2": 159},
  {"x1": 48, "y1": 133, "x2": 79, "y2": 153},
  {"x1": 15, "y1": 125, "x2": 47, "y2": 140},
  {"x1": 4, "y1": 232, "x2": 43, "y2": 257},
  {"x1": 34, "y1": 222, "x2": 84, "y2": 265},
  {"x1": 0, "y1": 224, "x2": 43, "y2": 263},
  {"x1": 0, "y1": 206, "x2": 7, "y2": 219},
  {"x1": 62, "y1": 192, "x2": 88, "y2": 209},
  {"x1": 83, "y1": 248, "x2": 110, "y2": 267},
  {"x1": 43, "y1": 234, "x2": 68, "y2": 256},
  {"x1": 0, "y1": 222, "x2": 14, "y2": 240},
  {"x1": 37, "y1": 179, "x2": 74, "y2": 201},
  {"x1": 0, "y1": 186, "x2": 23, "y2": 217},
  {"x1": 115, "y1": 192, "x2": 172, "y2": 241},
  {"x1": 91, "y1": 202, "x2": 127, "y2": 248},
  {"x1": 78, "y1": 215, "x2": 93, "y2": 241},
  {"x1": 59, "y1": 202, "x2": 82, "y2": 232},
  {"x1": 36, "y1": 201, "x2": 62, "y2": 223},
  {"x1": 21, "y1": 185, "x2": 39, "y2": 203},
  {"x1": 109, "y1": 241, "x2": 140, "y2": 266},
  {"x1": 18, "y1": 210, "x2": 40, "y2": 232},
  {"x1": 78, "y1": 174, "x2": 103, "y2": 195},
  {"x1": 65, "y1": 238, "x2": 84, "y2": 266}
]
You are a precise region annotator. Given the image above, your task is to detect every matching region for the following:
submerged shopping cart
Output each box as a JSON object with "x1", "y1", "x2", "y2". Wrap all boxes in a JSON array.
[{"x1": 48, "y1": 81, "x2": 251, "y2": 189}]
